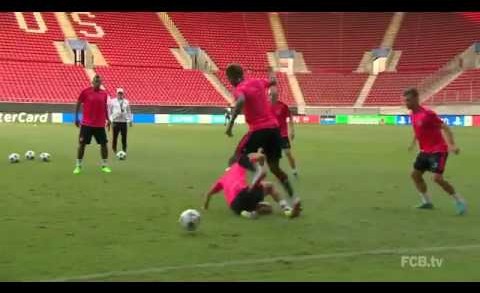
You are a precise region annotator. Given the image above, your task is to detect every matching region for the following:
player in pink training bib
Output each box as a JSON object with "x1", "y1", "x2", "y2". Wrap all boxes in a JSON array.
[
  {"x1": 403, "y1": 87, "x2": 466, "y2": 215},
  {"x1": 203, "y1": 150, "x2": 301, "y2": 219},
  {"x1": 270, "y1": 88, "x2": 298, "y2": 178},
  {"x1": 225, "y1": 64, "x2": 299, "y2": 206},
  {"x1": 73, "y1": 74, "x2": 112, "y2": 175}
]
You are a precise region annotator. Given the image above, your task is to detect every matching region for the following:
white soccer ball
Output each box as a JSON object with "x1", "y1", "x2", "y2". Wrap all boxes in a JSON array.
[
  {"x1": 25, "y1": 150, "x2": 35, "y2": 160},
  {"x1": 179, "y1": 209, "x2": 201, "y2": 232},
  {"x1": 8, "y1": 153, "x2": 20, "y2": 163},
  {"x1": 116, "y1": 151, "x2": 127, "y2": 160},
  {"x1": 39, "y1": 152, "x2": 51, "y2": 162}
]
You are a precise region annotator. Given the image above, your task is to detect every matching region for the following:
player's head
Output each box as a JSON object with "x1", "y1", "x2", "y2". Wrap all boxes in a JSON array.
[
  {"x1": 116, "y1": 88, "x2": 124, "y2": 99},
  {"x1": 226, "y1": 64, "x2": 244, "y2": 86},
  {"x1": 269, "y1": 88, "x2": 279, "y2": 103},
  {"x1": 92, "y1": 74, "x2": 102, "y2": 90},
  {"x1": 403, "y1": 87, "x2": 420, "y2": 110}
]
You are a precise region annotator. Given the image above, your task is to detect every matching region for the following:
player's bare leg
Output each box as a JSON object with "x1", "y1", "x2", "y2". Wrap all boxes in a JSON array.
[
  {"x1": 100, "y1": 144, "x2": 112, "y2": 173},
  {"x1": 74, "y1": 142, "x2": 86, "y2": 174},
  {"x1": 259, "y1": 182, "x2": 301, "y2": 218},
  {"x1": 267, "y1": 158, "x2": 294, "y2": 196},
  {"x1": 77, "y1": 143, "x2": 86, "y2": 161},
  {"x1": 432, "y1": 173, "x2": 466, "y2": 215},
  {"x1": 121, "y1": 126, "x2": 128, "y2": 152},
  {"x1": 112, "y1": 125, "x2": 119, "y2": 154},
  {"x1": 410, "y1": 169, "x2": 433, "y2": 209},
  {"x1": 267, "y1": 158, "x2": 300, "y2": 206},
  {"x1": 284, "y1": 149, "x2": 298, "y2": 178}
]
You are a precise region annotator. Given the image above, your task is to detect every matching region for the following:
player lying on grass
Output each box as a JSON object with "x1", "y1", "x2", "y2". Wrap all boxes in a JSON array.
[
  {"x1": 203, "y1": 150, "x2": 301, "y2": 219},
  {"x1": 403, "y1": 87, "x2": 466, "y2": 215}
]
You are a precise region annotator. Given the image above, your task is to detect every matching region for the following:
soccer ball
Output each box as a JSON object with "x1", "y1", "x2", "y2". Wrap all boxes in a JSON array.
[
  {"x1": 8, "y1": 153, "x2": 20, "y2": 163},
  {"x1": 25, "y1": 150, "x2": 35, "y2": 160},
  {"x1": 179, "y1": 209, "x2": 201, "y2": 232},
  {"x1": 39, "y1": 152, "x2": 51, "y2": 162},
  {"x1": 116, "y1": 151, "x2": 127, "y2": 160}
]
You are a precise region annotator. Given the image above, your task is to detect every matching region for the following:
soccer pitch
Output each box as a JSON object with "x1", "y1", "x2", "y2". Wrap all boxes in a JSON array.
[{"x1": 1, "y1": 123, "x2": 480, "y2": 281}]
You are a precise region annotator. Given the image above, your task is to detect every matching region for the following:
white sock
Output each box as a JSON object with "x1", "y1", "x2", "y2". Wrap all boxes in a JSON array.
[
  {"x1": 76, "y1": 159, "x2": 82, "y2": 167},
  {"x1": 451, "y1": 193, "x2": 464, "y2": 203},
  {"x1": 420, "y1": 193, "x2": 432, "y2": 204},
  {"x1": 101, "y1": 159, "x2": 108, "y2": 167},
  {"x1": 279, "y1": 199, "x2": 290, "y2": 210}
]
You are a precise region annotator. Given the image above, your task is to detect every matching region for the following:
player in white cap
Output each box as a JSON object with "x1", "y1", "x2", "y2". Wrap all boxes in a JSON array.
[{"x1": 108, "y1": 88, "x2": 133, "y2": 154}]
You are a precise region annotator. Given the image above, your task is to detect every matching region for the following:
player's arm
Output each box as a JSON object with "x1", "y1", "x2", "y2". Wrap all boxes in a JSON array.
[
  {"x1": 226, "y1": 95, "x2": 245, "y2": 137},
  {"x1": 107, "y1": 98, "x2": 114, "y2": 122},
  {"x1": 203, "y1": 182, "x2": 222, "y2": 210},
  {"x1": 105, "y1": 97, "x2": 111, "y2": 130},
  {"x1": 247, "y1": 151, "x2": 267, "y2": 191},
  {"x1": 288, "y1": 109, "x2": 295, "y2": 141},
  {"x1": 267, "y1": 66, "x2": 277, "y2": 87},
  {"x1": 441, "y1": 123, "x2": 460, "y2": 154},
  {"x1": 408, "y1": 134, "x2": 417, "y2": 152},
  {"x1": 127, "y1": 101, "x2": 133, "y2": 127},
  {"x1": 74, "y1": 94, "x2": 83, "y2": 128}
]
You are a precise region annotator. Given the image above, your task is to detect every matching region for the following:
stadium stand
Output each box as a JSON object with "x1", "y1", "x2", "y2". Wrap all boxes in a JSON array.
[
  {"x1": 366, "y1": 72, "x2": 431, "y2": 106},
  {"x1": 1, "y1": 12, "x2": 479, "y2": 107},
  {"x1": 69, "y1": 12, "x2": 180, "y2": 67},
  {"x1": 0, "y1": 60, "x2": 89, "y2": 103},
  {"x1": 428, "y1": 69, "x2": 480, "y2": 104},
  {"x1": 279, "y1": 12, "x2": 391, "y2": 106},
  {"x1": 280, "y1": 12, "x2": 392, "y2": 72},
  {"x1": 0, "y1": 12, "x2": 89, "y2": 103},
  {"x1": 365, "y1": 12, "x2": 480, "y2": 106},
  {"x1": 96, "y1": 66, "x2": 225, "y2": 106},
  {"x1": 296, "y1": 73, "x2": 368, "y2": 106},
  {"x1": 0, "y1": 13, "x2": 64, "y2": 63},
  {"x1": 69, "y1": 12, "x2": 226, "y2": 106},
  {"x1": 170, "y1": 12, "x2": 275, "y2": 72}
]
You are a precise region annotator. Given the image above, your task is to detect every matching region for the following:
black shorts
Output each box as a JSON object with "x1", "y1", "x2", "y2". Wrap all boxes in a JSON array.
[
  {"x1": 230, "y1": 186, "x2": 265, "y2": 215},
  {"x1": 413, "y1": 152, "x2": 449, "y2": 174},
  {"x1": 234, "y1": 128, "x2": 282, "y2": 162},
  {"x1": 79, "y1": 126, "x2": 108, "y2": 145},
  {"x1": 280, "y1": 137, "x2": 291, "y2": 150}
]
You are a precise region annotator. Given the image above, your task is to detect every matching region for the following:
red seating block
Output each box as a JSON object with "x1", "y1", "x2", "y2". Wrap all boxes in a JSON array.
[
  {"x1": 280, "y1": 12, "x2": 392, "y2": 73},
  {"x1": 297, "y1": 73, "x2": 367, "y2": 106},
  {"x1": 170, "y1": 12, "x2": 275, "y2": 72}
]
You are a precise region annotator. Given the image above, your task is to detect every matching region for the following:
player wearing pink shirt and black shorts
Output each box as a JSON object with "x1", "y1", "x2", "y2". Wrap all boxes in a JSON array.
[
  {"x1": 225, "y1": 64, "x2": 298, "y2": 205},
  {"x1": 73, "y1": 74, "x2": 112, "y2": 174},
  {"x1": 270, "y1": 89, "x2": 298, "y2": 178},
  {"x1": 403, "y1": 88, "x2": 466, "y2": 215},
  {"x1": 203, "y1": 150, "x2": 301, "y2": 219}
]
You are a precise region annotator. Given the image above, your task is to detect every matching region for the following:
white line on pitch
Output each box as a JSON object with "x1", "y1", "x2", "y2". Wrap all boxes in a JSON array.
[{"x1": 38, "y1": 243, "x2": 480, "y2": 282}]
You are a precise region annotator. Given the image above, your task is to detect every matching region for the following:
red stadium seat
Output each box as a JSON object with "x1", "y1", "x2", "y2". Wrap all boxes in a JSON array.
[
  {"x1": 366, "y1": 12, "x2": 480, "y2": 105},
  {"x1": 170, "y1": 12, "x2": 275, "y2": 72},
  {"x1": 0, "y1": 12, "x2": 479, "y2": 107}
]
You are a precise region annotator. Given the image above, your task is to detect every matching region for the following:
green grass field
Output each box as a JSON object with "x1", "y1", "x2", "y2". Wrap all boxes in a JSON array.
[{"x1": 1, "y1": 123, "x2": 480, "y2": 281}]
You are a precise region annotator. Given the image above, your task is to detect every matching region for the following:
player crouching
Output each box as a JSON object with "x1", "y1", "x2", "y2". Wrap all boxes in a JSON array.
[{"x1": 203, "y1": 150, "x2": 301, "y2": 219}]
